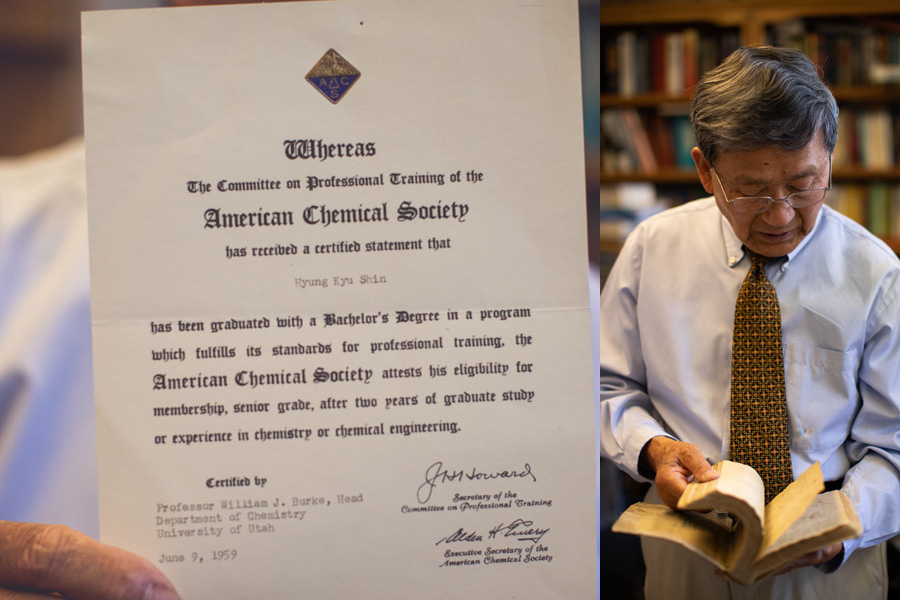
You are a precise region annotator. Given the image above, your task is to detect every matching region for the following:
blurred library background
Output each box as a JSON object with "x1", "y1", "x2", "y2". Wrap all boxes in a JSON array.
[
  {"x1": 597, "y1": 0, "x2": 900, "y2": 280},
  {"x1": 598, "y1": 2, "x2": 900, "y2": 599}
]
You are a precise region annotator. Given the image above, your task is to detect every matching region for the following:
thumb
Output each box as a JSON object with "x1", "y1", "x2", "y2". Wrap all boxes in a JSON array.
[
  {"x1": 0, "y1": 521, "x2": 180, "y2": 600},
  {"x1": 680, "y1": 447, "x2": 718, "y2": 483}
]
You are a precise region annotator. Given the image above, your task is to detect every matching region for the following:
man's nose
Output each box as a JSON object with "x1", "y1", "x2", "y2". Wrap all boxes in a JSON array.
[{"x1": 763, "y1": 197, "x2": 796, "y2": 225}]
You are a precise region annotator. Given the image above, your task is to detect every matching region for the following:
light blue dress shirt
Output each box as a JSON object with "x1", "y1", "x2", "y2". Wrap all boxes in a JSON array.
[
  {"x1": 597, "y1": 197, "x2": 900, "y2": 560},
  {"x1": 0, "y1": 140, "x2": 99, "y2": 535}
]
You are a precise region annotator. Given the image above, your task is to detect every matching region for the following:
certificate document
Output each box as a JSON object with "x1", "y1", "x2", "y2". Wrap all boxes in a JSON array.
[{"x1": 82, "y1": 1, "x2": 593, "y2": 597}]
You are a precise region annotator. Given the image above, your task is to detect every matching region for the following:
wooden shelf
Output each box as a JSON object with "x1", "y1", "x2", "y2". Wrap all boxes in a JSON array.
[
  {"x1": 599, "y1": 0, "x2": 900, "y2": 45},
  {"x1": 599, "y1": 169, "x2": 699, "y2": 184},
  {"x1": 600, "y1": 94, "x2": 692, "y2": 108},
  {"x1": 833, "y1": 168, "x2": 900, "y2": 181},
  {"x1": 599, "y1": 168, "x2": 900, "y2": 185},
  {"x1": 832, "y1": 86, "x2": 900, "y2": 103},
  {"x1": 602, "y1": 87, "x2": 900, "y2": 108}
]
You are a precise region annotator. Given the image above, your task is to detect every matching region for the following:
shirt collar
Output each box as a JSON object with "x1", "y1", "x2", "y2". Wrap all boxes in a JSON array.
[{"x1": 720, "y1": 203, "x2": 825, "y2": 269}]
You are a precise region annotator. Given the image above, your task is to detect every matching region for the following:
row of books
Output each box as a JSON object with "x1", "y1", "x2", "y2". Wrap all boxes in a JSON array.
[
  {"x1": 828, "y1": 183, "x2": 900, "y2": 238},
  {"x1": 769, "y1": 18, "x2": 900, "y2": 86},
  {"x1": 600, "y1": 107, "x2": 696, "y2": 173},
  {"x1": 834, "y1": 108, "x2": 900, "y2": 170},
  {"x1": 601, "y1": 106, "x2": 900, "y2": 175},
  {"x1": 602, "y1": 27, "x2": 740, "y2": 97},
  {"x1": 604, "y1": 18, "x2": 900, "y2": 97},
  {"x1": 594, "y1": 182, "x2": 900, "y2": 244}
]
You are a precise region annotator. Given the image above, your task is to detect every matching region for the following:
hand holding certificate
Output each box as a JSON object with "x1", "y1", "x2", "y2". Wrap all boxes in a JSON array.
[{"x1": 82, "y1": 1, "x2": 593, "y2": 597}]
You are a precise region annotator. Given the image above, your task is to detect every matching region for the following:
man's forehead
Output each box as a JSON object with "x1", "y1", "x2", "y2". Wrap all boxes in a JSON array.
[
  {"x1": 727, "y1": 163, "x2": 822, "y2": 184},
  {"x1": 717, "y1": 147, "x2": 828, "y2": 183}
]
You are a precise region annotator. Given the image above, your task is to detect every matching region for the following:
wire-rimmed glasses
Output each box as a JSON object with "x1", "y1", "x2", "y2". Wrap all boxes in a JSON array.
[{"x1": 711, "y1": 157, "x2": 832, "y2": 214}]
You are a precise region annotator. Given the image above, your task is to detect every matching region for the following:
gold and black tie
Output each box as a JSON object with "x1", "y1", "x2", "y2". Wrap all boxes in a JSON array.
[{"x1": 729, "y1": 250, "x2": 793, "y2": 504}]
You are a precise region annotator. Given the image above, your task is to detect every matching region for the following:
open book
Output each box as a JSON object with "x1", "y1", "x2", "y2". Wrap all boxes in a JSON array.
[{"x1": 612, "y1": 461, "x2": 862, "y2": 584}]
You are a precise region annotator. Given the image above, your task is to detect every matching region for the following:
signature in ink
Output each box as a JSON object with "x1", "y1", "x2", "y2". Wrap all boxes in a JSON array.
[
  {"x1": 416, "y1": 461, "x2": 537, "y2": 504},
  {"x1": 488, "y1": 519, "x2": 550, "y2": 544},
  {"x1": 435, "y1": 527, "x2": 484, "y2": 545}
]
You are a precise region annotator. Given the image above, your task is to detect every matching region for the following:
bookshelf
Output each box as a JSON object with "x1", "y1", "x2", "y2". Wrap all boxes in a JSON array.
[{"x1": 597, "y1": 0, "x2": 900, "y2": 259}]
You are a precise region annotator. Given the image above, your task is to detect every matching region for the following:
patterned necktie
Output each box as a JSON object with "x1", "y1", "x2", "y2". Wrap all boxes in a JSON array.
[{"x1": 729, "y1": 249, "x2": 793, "y2": 504}]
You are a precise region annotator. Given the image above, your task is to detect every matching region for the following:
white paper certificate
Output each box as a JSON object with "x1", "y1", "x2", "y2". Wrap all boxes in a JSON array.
[{"x1": 82, "y1": 1, "x2": 593, "y2": 597}]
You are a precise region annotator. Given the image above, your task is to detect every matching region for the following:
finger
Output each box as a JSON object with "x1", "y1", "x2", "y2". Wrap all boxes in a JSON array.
[
  {"x1": 0, "y1": 522, "x2": 180, "y2": 600},
  {"x1": 1, "y1": 586, "x2": 67, "y2": 600},
  {"x1": 773, "y1": 543, "x2": 842, "y2": 575},
  {"x1": 774, "y1": 559, "x2": 803, "y2": 575},
  {"x1": 655, "y1": 468, "x2": 692, "y2": 508},
  {"x1": 677, "y1": 446, "x2": 719, "y2": 482}
]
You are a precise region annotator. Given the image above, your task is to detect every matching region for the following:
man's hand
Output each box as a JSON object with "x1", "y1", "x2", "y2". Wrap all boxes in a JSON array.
[
  {"x1": 774, "y1": 542, "x2": 844, "y2": 575},
  {"x1": 0, "y1": 521, "x2": 180, "y2": 600},
  {"x1": 642, "y1": 436, "x2": 719, "y2": 509}
]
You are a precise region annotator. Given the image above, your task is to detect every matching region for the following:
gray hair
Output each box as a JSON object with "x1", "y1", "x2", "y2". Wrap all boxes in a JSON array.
[{"x1": 690, "y1": 46, "x2": 838, "y2": 166}]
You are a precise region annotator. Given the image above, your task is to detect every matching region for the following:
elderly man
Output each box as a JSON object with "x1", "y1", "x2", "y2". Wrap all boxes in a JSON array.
[{"x1": 598, "y1": 46, "x2": 900, "y2": 599}]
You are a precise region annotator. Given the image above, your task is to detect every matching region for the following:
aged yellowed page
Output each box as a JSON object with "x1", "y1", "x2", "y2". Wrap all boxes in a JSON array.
[
  {"x1": 760, "y1": 461, "x2": 824, "y2": 551},
  {"x1": 754, "y1": 491, "x2": 862, "y2": 580},
  {"x1": 611, "y1": 502, "x2": 733, "y2": 571},
  {"x1": 675, "y1": 460, "x2": 764, "y2": 582},
  {"x1": 82, "y1": 1, "x2": 593, "y2": 597},
  {"x1": 677, "y1": 460, "x2": 766, "y2": 527}
]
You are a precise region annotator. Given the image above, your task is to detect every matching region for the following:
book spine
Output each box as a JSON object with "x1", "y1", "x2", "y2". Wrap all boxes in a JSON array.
[
  {"x1": 670, "y1": 115, "x2": 696, "y2": 169},
  {"x1": 683, "y1": 28, "x2": 700, "y2": 93},
  {"x1": 868, "y1": 183, "x2": 890, "y2": 237},
  {"x1": 664, "y1": 32, "x2": 685, "y2": 96},
  {"x1": 621, "y1": 108, "x2": 658, "y2": 172},
  {"x1": 618, "y1": 30, "x2": 637, "y2": 97}
]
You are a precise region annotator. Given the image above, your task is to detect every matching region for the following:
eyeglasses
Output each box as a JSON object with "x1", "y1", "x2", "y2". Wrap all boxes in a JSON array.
[{"x1": 710, "y1": 157, "x2": 832, "y2": 215}]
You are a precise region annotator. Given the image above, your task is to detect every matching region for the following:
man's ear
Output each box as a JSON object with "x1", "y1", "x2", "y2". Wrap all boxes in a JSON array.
[{"x1": 691, "y1": 147, "x2": 715, "y2": 195}]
